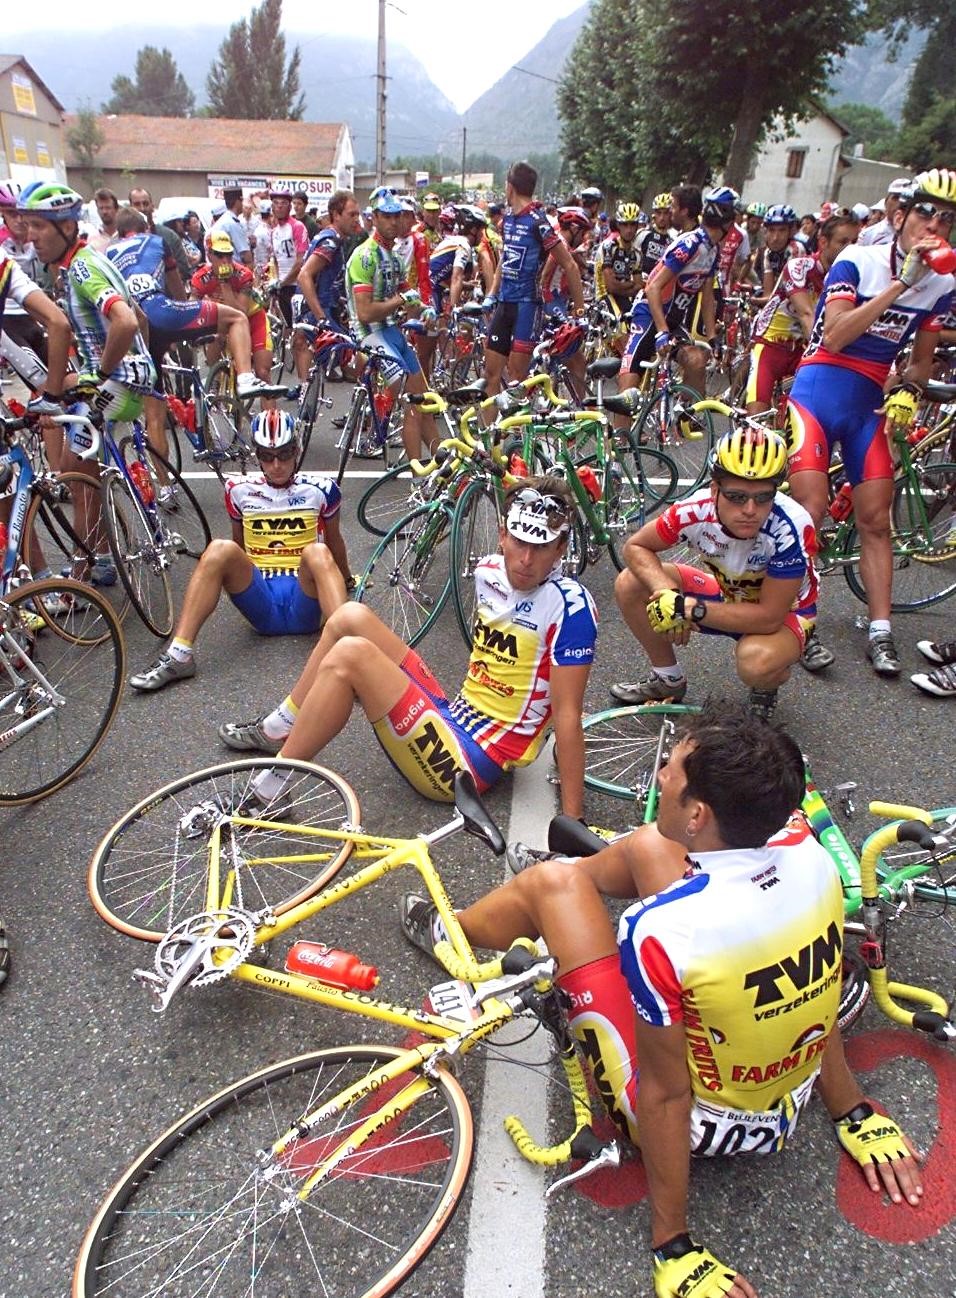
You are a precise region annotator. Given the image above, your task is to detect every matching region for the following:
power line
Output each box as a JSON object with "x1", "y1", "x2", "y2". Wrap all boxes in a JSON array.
[{"x1": 512, "y1": 65, "x2": 561, "y2": 85}]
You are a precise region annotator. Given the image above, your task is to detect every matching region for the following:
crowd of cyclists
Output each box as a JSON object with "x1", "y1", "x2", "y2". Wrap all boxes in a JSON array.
[{"x1": 1, "y1": 156, "x2": 954, "y2": 1297}]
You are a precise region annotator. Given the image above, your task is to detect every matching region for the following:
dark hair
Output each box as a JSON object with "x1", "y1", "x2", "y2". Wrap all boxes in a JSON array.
[
  {"x1": 678, "y1": 699, "x2": 805, "y2": 848},
  {"x1": 116, "y1": 206, "x2": 148, "y2": 236},
  {"x1": 294, "y1": 190, "x2": 308, "y2": 203},
  {"x1": 503, "y1": 473, "x2": 575, "y2": 517},
  {"x1": 94, "y1": 187, "x2": 118, "y2": 206},
  {"x1": 507, "y1": 161, "x2": 538, "y2": 197},
  {"x1": 819, "y1": 213, "x2": 859, "y2": 241},
  {"x1": 327, "y1": 189, "x2": 353, "y2": 219},
  {"x1": 223, "y1": 188, "x2": 242, "y2": 208},
  {"x1": 671, "y1": 185, "x2": 702, "y2": 220}
]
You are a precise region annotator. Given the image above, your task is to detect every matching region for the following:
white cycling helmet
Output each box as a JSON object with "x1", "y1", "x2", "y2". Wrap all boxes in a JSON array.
[{"x1": 251, "y1": 409, "x2": 298, "y2": 454}]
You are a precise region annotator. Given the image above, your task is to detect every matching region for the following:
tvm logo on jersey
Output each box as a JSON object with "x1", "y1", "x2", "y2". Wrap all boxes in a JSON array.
[
  {"x1": 743, "y1": 921, "x2": 842, "y2": 1017},
  {"x1": 471, "y1": 616, "x2": 519, "y2": 660}
]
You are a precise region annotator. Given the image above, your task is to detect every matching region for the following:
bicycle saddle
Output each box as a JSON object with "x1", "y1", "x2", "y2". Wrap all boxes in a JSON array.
[
  {"x1": 454, "y1": 771, "x2": 506, "y2": 855},
  {"x1": 587, "y1": 357, "x2": 621, "y2": 380}
]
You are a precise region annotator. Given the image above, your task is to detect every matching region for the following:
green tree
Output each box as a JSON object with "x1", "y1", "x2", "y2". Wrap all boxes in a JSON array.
[
  {"x1": 559, "y1": 0, "x2": 865, "y2": 195},
  {"x1": 206, "y1": 0, "x2": 304, "y2": 121},
  {"x1": 831, "y1": 102, "x2": 899, "y2": 160},
  {"x1": 103, "y1": 46, "x2": 194, "y2": 117},
  {"x1": 66, "y1": 106, "x2": 105, "y2": 189}
]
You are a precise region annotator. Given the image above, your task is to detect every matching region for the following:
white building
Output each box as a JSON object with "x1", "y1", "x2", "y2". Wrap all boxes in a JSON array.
[{"x1": 743, "y1": 108, "x2": 850, "y2": 212}]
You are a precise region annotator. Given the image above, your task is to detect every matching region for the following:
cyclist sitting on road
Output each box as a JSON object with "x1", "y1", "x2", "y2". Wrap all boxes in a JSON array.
[
  {"x1": 786, "y1": 167, "x2": 956, "y2": 679},
  {"x1": 399, "y1": 699, "x2": 923, "y2": 1298},
  {"x1": 218, "y1": 477, "x2": 597, "y2": 819},
  {"x1": 129, "y1": 410, "x2": 353, "y2": 692},
  {"x1": 610, "y1": 428, "x2": 817, "y2": 722},
  {"x1": 190, "y1": 231, "x2": 275, "y2": 398},
  {"x1": 344, "y1": 186, "x2": 439, "y2": 462}
]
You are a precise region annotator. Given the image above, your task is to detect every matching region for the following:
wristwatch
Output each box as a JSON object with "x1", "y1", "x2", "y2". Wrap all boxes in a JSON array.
[{"x1": 689, "y1": 600, "x2": 707, "y2": 624}]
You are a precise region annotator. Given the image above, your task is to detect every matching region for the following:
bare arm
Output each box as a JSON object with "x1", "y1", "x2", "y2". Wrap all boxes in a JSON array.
[
  {"x1": 24, "y1": 289, "x2": 71, "y2": 395},
  {"x1": 297, "y1": 252, "x2": 327, "y2": 319},
  {"x1": 552, "y1": 240, "x2": 585, "y2": 315},
  {"x1": 99, "y1": 300, "x2": 140, "y2": 376},
  {"x1": 646, "y1": 265, "x2": 677, "y2": 335},
  {"x1": 634, "y1": 1017, "x2": 694, "y2": 1245},
  {"x1": 683, "y1": 574, "x2": 803, "y2": 637},
  {"x1": 788, "y1": 288, "x2": 816, "y2": 339},
  {"x1": 321, "y1": 512, "x2": 352, "y2": 584},
  {"x1": 549, "y1": 662, "x2": 591, "y2": 819}
]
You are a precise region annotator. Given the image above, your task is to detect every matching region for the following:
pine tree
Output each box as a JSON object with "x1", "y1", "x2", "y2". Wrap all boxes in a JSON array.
[
  {"x1": 103, "y1": 47, "x2": 194, "y2": 117},
  {"x1": 206, "y1": 0, "x2": 305, "y2": 121}
]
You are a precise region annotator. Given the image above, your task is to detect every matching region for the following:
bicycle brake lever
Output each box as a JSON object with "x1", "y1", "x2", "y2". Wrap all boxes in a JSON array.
[{"x1": 545, "y1": 1138, "x2": 621, "y2": 1198}]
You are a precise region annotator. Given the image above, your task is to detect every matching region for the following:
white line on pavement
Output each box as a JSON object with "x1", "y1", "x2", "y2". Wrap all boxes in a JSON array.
[{"x1": 462, "y1": 753, "x2": 556, "y2": 1298}]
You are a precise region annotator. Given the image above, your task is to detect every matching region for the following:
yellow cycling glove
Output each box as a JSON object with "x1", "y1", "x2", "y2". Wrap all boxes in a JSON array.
[
  {"x1": 878, "y1": 384, "x2": 920, "y2": 428},
  {"x1": 646, "y1": 589, "x2": 691, "y2": 633},
  {"x1": 834, "y1": 1101, "x2": 911, "y2": 1167},
  {"x1": 653, "y1": 1234, "x2": 738, "y2": 1298}
]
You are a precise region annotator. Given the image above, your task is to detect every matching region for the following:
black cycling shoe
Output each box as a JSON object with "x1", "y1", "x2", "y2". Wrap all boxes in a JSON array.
[{"x1": 748, "y1": 687, "x2": 779, "y2": 722}]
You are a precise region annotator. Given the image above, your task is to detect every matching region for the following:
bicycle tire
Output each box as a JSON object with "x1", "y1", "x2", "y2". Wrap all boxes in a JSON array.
[
  {"x1": 73, "y1": 1044, "x2": 473, "y2": 1298},
  {"x1": 207, "y1": 359, "x2": 252, "y2": 475},
  {"x1": 871, "y1": 805, "x2": 956, "y2": 907},
  {"x1": 296, "y1": 365, "x2": 326, "y2": 466},
  {"x1": 450, "y1": 480, "x2": 502, "y2": 645},
  {"x1": 633, "y1": 383, "x2": 715, "y2": 497},
  {"x1": 88, "y1": 757, "x2": 361, "y2": 941},
  {"x1": 582, "y1": 703, "x2": 700, "y2": 801},
  {"x1": 356, "y1": 502, "x2": 452, "y2": 647},
  {"x1": 336, "y1": 386, "x2": 371, "y2": 485},
  {"x1": 842, "y1": 463, "x2": 956, "y2": 609},
  {"x1": 838, "y1": 950, "x2": 871, "y2": 1034},
  {"x1": 356, "y1": 461, "x2": 417, "y2": 537},
  {"x1": 0, "y1": 578, "x2": 124, "y2": 805},
  {"x1": 158, "y1": 410, "x2": 184, "y2": 474},
  {"x1": 605, "y1": 443, "x2": 680, "y2": 570},
  {"x1": 117, "y1": 437, "x2": 211, "y2": 559},
  {"x1": 100, "y1": 472, "x2": 174, "y2": 638},
  {"x1": 23, "y1": 471, "x2": 131, "y2": 625}
]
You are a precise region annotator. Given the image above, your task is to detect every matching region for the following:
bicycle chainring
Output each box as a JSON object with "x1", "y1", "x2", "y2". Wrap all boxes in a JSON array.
[{"x1": 154, "y1": 908, "x2": 258, "y2": 987}]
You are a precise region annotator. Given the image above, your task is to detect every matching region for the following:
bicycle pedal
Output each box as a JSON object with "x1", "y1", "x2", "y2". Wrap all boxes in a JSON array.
[{"x1": 132, "y1": 967, "x2": 171, "y2": 1013}]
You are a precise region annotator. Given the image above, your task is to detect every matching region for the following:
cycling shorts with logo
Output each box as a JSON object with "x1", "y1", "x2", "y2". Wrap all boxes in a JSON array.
[
  {"x1": 745, "y1": 339, "x2": 802, "y2": 408},
  {"x1": 229, "y1": 570, "x2": 322, "y2": 636},
  {"x1": 675, "y1": 563, "x2": 813, "y2": 649},
  {"x1": 786, "y1": 364, "x2": 893, "y2": 485},
  {"x1": 363, "y1": 325, "x2": 422, "y2": 384},
  {"x1": 373, "y1": 650, "x2": 503, "y2": 802},
  {"x1": 141, "y1": 296, "x2": 220, "y2": 382},
  {"x1": 486, "y1": 300, "x2": 544, "y2": 358}
]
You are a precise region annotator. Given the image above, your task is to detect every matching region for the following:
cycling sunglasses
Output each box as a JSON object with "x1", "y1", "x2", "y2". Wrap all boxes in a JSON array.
[
  {"x1": 718, "y1": 486, "x2": 776, "y2": 506},
  {"x1": 256, "y1": 446, "x2": 297, "y2": 463},
  {"x1": 507, "y1": 488, "x2": 572, "y2": 536},
  {"x1": 909, "y1": 201, "x2": 955, "y2": 229}
]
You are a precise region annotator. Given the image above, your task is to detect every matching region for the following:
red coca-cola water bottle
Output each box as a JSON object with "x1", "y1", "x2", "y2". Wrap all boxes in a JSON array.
[
  {"x1": 0, "y1": 522, "x2": 8, "y2": 555},
  {"x1": 828, "y1": 482, "x2": 853, "y2": 522},
  {"x1": 128, "y1": 460, "x2": 155, "y2": 505},
  {"x1": 923, "y1": 239, "x2": 956, "y2": 275},
  {"x1": 509, "y1": 453, "x2": 529, "y2": 477},
  {"x1": 285, "y1": 941, "x2": 379, "y2": 991},
  {"x1": 577, "y1": 464, "x2": 602, "y2": 502}
]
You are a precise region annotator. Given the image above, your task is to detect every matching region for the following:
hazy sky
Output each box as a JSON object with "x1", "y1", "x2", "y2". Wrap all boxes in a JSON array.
[{"x1": 4, "y1": 0, "x2": 586, "y2": 112}]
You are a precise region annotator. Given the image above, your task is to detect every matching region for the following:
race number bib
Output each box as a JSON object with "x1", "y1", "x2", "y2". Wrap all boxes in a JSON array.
[{"x1": 690, "y1": 1071, "x2": 817, "y2": 1157}]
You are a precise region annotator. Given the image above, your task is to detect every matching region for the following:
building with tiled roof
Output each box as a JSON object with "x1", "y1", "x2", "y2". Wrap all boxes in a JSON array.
[
  {"x1": 0, "y1": 54, "x2": 67, "y2": 184},
  {"x1": 64, "y1": 112, "x2": 353, "y2": 205}
]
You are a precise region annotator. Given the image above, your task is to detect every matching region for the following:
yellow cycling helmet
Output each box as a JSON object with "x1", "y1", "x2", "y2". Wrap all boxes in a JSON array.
[
  {"x1": 710, "y1": 428, "x2": 788, "y2": 481},
  {"x1": 652, "y1": 192, "x2": 673, "y2": 211},
  {"x1": 906, "y1": 168, "x2": 956, "y2": 206},
  {"x1": 616, "y1": 201, "x2": 641, "y2": 223}
]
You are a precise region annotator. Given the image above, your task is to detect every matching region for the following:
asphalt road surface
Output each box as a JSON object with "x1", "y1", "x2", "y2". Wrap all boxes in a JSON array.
[{"x1": 1, "y1": 380, "x2": 954, "y2": 1298}]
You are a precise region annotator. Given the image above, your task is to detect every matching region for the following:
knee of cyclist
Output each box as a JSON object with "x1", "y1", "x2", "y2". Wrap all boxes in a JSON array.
[
  {"x1": 201, "y1": 537, "x2": 242, "y2": 568},
  {"x1": 516, "y1": 856, "x2": 596, "y2": 901},
  {"x1": 854, "y1": 506, "x2": 892, "y2": 539},
  {"x1": 301, "y1": 540, "x2": 333, "y2": 572},
  {"x1": 614, "y1": 564, "x2": 644, "y2": 609},
  {"x1": 736, "y1": 639, "x2": 786, "y2": 684},
  {"x1": 325, "y1": 600, "x2": 376, "y2": 638}
]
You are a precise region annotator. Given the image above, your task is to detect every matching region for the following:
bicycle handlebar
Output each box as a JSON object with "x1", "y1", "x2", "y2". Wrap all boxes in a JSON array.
[{"x1": 0, "y1": 410, "x2": 101, "y2": 461}]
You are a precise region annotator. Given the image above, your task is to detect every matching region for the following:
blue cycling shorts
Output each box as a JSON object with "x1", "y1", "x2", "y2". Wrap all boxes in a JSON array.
[
  {"x1": 486, "y1": 300, "x2": 544, "y2": 357},
  {"x1": 229, "y1": 570, "x2": 322, "y2": 636},
  {"x1": 787, "y1": 364, "x2": 894, "y2": 485},
  {"x1": 363, "y1": 325, "x2": 422, "y2": 384}
]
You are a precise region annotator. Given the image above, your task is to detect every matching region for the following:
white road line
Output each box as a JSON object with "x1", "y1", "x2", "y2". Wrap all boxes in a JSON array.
[
  {"x1": 463, "y1": 754, "x2": 555, "y2": 1298},
  {"x1": 176, "y1": 469, "x2": 395, "y2": 480}
]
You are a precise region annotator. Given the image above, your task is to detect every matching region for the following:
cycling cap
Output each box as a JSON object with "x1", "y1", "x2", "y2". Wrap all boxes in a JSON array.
[
  {"x1": 487, "y1": 201, "x2": 503, "y2": 215},
  {"x1": 765, "y1": 203, "x2": 798, "y2": 226},
  {"x1": 746, "y1": 201, "x2": 767, "y2": 218},
  {"x1": 268, "y1": 188, "x2": 292, "y2": 200},
  {"x1": 905, "y1": 168, "x2": 956, "y2": 206},
  {"x1": 505, "y1": 487, "x2": 572, "y2": 544},
  {"x1": 209, "y1": 231, "x2": 235, "y2": 253},
  {"x1": 851, "y1": 202, "x2": 871, "y2": 222},
  {"x1": 702, "y1": 186, "x2": 739, "y2": 223},
  {"x1": 616, "y1": 201, "x2": 641, "y2": 223},
  {"x1": 581, "y1": 187, "x2": 603, "y2": 203},
  {"x1": 886, "y1": 176, "x2": 913, "y2": 197},
  {"x1": 557, "y1": 205, "x2": 591, "y2": 231},
  {"x1": 422, "y1": 192, "x2": 441, "y2": 211},
  {"x1": 399, "y1": 196, "x2": 416, "y2": 213},
  {"x1": 17, "y1": 181, "x2": 83, "y2": 221},
  {"x1": 0, "y1": 180, "x2": 20, "y2": 209},
  {"x1": 439, "y1": 204, "x2": 458, "y2": 230},
  {"x1": 252, "y1": 408, "x2": 298, "y2": 453},
  {"x1": 710, "y1": 427, "x2": 788, "y2": 481},
  {"x1": 652, "y1": 192, "x2": 673, "y2": 211},
  {"x1": 369, "y1": 186, "x2": 402, "y2": 215}
]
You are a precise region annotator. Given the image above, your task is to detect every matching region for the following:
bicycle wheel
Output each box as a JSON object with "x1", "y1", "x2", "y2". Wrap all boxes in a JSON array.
[
  {"x1": 296, "y1": 364, "x2": 326, "y2": 466},
  {"x1": 24, "y1": 472, "x2": 131, "y2": 624},
  {"x1": 450, "y1": 480, "x2": 501, "y2": 645},
  {"x1": 100, "y1": 473, "x2": 174, "y2": 638},
  {"x1": 356, "y1": 461, "x2": 418, "y2": 537},
  {"x1": 207, "y1": 360, "x2": 251, "y2": 474},
  {"x1": 73, "y1": 1043, "x2": 473, "y2": 1298},
  {"x1": 88, "y1": 757, "x2": 360, "y2": 941},
  {"x1": 582, "y1": 703, "x2": 700, "y2": 801},
  {"x1": 871, "y1": 806, "x2": 956, "y2": 907},
  {"x1": 634, "y1": 383, "x2": 714, "y2": 497},
  {"x1": 336, "y1": 387, "x2": 372, "y2": 485},
  {"x1": 117, "y1": 437, "x2": 211, "y2": 559},
  {"x1": 0, "y1": 578, "x2": 124, "y2": 805},
  {"x1": 357, "y1": 503, "x2": 452, "y2": 646},
  {"x1": 843, "y1": 463, "x2": 956, "y2": 610},
  {"x1": 605, "y1": 444, "x2": 680, "y2": 570},
  {"x1": 838, "y1": 950, "x2": 871, "y2": 1034}
]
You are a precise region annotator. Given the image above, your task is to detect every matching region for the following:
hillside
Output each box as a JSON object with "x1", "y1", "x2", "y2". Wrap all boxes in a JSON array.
[{"x1": 7, "y1": 25, "x2": 460, "y2": 160}]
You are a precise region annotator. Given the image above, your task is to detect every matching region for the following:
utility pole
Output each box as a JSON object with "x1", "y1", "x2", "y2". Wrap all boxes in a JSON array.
[
  {"x1": 460, "y1": 127, "x2": 467, "y2": 197},
  {"x1": 375, "y1": 0, "x2": 387, "y2": 185}
]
